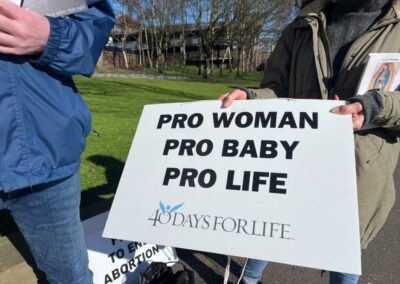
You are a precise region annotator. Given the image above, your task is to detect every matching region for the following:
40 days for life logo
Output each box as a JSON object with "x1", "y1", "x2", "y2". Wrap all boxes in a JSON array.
[{"x1": 148, "y1": 201, "x2": 293, "y2": 240}]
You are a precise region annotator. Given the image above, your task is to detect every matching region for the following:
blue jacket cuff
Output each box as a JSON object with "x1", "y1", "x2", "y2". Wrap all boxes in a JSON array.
[{"x1": 33, "y1": 17, "x2": 64, "y2": 67}]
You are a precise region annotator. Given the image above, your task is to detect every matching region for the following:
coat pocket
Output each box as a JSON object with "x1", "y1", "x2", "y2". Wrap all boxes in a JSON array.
[{"x1": 356, "y1": 129, "x2": 400, "y2": 172}]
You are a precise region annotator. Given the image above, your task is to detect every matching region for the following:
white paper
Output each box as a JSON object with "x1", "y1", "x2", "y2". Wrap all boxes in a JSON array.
[
  {"x1": 104, "y1": 99, "x2": 361, "y2": 275},
  {"x1": 357, "y1": 53, "x2": 400, "y2": 95}
]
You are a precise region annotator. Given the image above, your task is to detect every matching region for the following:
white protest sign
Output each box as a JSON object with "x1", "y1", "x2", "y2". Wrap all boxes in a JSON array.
[
  {"x1": 104, "y1": 99, "x2": 361, "y2": 275},
  {"x1": 83, "y1": 211, "x2": 178, "y2": 284}
]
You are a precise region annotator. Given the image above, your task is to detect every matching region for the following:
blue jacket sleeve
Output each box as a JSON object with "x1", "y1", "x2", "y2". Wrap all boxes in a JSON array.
[{"x1": 32, "y1": 0, "x2": 115, "y2": 77}]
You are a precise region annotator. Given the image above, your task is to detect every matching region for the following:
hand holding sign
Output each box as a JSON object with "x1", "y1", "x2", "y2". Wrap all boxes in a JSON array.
[
  {"x1": 219, "y1": 89, "x2": 247, "y2": 108},
  {"x1": 330, "y1": 96, "x2": 364, "y2": 130},
  {"x1": 0, "y1": 0, "x2": 49, "y2": 55}
]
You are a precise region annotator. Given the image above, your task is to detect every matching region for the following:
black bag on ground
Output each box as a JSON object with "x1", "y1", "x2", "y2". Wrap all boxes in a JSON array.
[
  {"x1": 138, "y1": 262, "x2": 173, "y2": 284},
  {"x1": 138, "y1": 262, "x2": 194, "y2": 284},
  {"x1": 169, "y1": 264, "x2": 194, "y2": 284}
]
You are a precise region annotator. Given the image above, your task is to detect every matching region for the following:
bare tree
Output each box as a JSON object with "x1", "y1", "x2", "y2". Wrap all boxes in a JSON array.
[
  {"x1": 114, "y1": 1, "x2": 138, "y2": 69},
  {"x1": 219, "y1": 3, "x2": 236, "y2": 76},
  {"x1": 130, "y1": 0, "x2": 153, "y2": 68},
  {"x1": 163, "y1": 1, "x2": 181, "y2": 70},
  {"x1": 177, "y1": 0, "x2": 189, "y2": 73},
  {"x1": 112, "y1": 0, "x2": 296, "y2": 74},
  {"x1": 189, "y1": 0, "x2": 230, "y2": 78},
  {"x1": 189, "y1": 0, "x2": 203, "y2": 75},
  {"x1": 231, "y1": 0, "x2": 294, "y2": 77}
]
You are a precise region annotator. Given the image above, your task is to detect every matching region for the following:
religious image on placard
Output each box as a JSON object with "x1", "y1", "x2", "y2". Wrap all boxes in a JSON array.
[
  {"x1": 368, "y1": 62, "x2": 399, "y2": 92},
  {"x1": 356, "y1": 53, "x2": 400, "y2": 95}
]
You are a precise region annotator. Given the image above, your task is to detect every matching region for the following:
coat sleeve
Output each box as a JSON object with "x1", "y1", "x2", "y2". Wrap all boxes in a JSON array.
[
  {"x1": 31, "y1": 0, "x2": 115, "y2": 77},
  {"x1": 374, "y1": 91, "x2": 400, "y2": 133},
  {"x1": 244, "y1": 26, "x2": 294, "y2": 100}
]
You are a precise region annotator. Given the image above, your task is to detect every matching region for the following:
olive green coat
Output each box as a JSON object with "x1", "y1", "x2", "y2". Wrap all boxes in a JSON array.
[{"x1": 247, "y1": 0, "x2": 400, "y2": 248}]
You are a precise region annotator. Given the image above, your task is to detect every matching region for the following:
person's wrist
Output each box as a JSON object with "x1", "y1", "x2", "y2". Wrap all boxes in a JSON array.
[
  {"x1": 33, "y1": 13, "x2": 50, "y2": 54},
  {"x1": 237, "y1": 87, "x2": 253, "y2": 99},
  {"x1": 237, "y1": 89, "x2": 247, "y2": 99}
]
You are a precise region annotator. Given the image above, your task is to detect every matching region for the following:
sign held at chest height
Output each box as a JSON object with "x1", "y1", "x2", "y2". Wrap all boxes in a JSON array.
[{"x1": 104, "y1": 99, "x2": 361, "y2": 275}]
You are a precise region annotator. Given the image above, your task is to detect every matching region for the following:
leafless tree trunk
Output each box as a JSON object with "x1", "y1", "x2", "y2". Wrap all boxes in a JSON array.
[
  {"x1": 150, "y1": 1, "x2": 161, "y2": 71},
  {"x1": 228, "y1": 45, "x2": 233, "y2": 72},
  {"x1": 121, "y1": 28, "x2": 129, "y2": 69},
  {"x1": 181, "y1": 25, "x2": 187, "y2": 72},
  {"x1": 143, "y1": 26, "x2": 153, "y2": 69},
  {"x1": 138, "y1": 27, "x2": 143, "y2": 66},
  {"x1": 192, "y1": 0, "x2": 203, "y2": 76},
  {"x1": 219, "y1": 46, "x2": 229, "y2": 76}
]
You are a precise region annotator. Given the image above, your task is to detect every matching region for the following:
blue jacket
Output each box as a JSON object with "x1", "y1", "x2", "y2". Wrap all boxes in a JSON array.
[{"x1": 0, "y1": 0, "x2": 115, "y2": 192}]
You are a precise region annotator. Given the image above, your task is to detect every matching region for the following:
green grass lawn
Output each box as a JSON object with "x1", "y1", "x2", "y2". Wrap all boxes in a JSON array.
[{"x1": 77, "y1": 75, "x2": 262, "y2": 207}]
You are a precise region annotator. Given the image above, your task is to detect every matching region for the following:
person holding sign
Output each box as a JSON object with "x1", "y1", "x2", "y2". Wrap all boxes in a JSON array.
[
  {"x1": 220, "y1": 0, "x2": 400, "y2": 283},
  {"x1": 0, "y1": 0, "x2": 114, "y2": 283}
]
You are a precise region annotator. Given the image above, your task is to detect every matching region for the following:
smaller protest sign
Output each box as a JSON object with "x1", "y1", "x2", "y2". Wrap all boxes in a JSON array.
[{"x1": 83, "y1": 211, "x2": 178, "y2": 284}]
